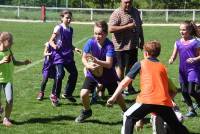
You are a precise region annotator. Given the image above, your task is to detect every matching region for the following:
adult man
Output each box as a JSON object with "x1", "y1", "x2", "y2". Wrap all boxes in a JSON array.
[{"x1": 109, "y1": 0, "x2": 144, "y2": 94}]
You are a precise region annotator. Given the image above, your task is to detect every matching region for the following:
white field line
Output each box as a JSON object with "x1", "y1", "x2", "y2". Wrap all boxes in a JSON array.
[{"x1": 14, "y1": 36, "x2": 89, "y2": 74}]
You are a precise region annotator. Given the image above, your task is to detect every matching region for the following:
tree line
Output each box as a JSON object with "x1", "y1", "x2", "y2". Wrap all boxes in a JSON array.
[{"x1": 0, "y1": 0, "x2": 200, "y2": 9}]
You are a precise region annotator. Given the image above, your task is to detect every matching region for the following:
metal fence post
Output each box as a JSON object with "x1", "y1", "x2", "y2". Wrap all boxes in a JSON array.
[
  {"x1": 17, "y1": 6, "x2": 20, "y2": 17},
  {"x1": 140, "y1": 9, "x2": 143, "y2": 21},
  {"x1": 192, "y1": 9, "x2": 195, "y2": 21},
  {"x1": 90, "y1": 8, "x2": 93, "y2": 21},
  {"x1": 165, "y1": 9, "x2": 168, "y2": 23}
]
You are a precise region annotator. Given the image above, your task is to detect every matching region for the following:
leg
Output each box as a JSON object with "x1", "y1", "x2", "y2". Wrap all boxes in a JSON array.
[
  {"x1": 80, "y1": 89, "x2": 91, "y2": 110},
  {"x1": 156, "y1": 106, "x2": 189, "y2": 134},
  {"x1": 181, "y1": 83, "x2": 197, "y2": 117},
  {"x1": 115, "y1": 51, "x2": 125, "y2": 81},
  {"x1": 125, "y1": 49, "x2": 138, "y2": 93},
  {"x1": 188, "y1": 82, "x2": 200, "y2": 106},
  {"x1": 54, "y1": 64, "x2": 64, "y2": 98},
  {"x1": 40, "y1": 77, "x2": 48, "y2": 93},
  {"x1": 3, "y1": 83, "x2": 13, "y2": 126},
  {"x1": 75, "y1": 77, "x2": 97, "y2": 123},
  {"x1": 63, "y1": 62, "x2": 78, "y2": 96},
  {"x1": 107, "y1": 82, "x2": 127, "y2": 112},
  {"x1": 121, "y1": 103, "x2": 152, "y2": 134},
  {"x1": 37, "y1": 77, "x2": 48, "y2": 100}
]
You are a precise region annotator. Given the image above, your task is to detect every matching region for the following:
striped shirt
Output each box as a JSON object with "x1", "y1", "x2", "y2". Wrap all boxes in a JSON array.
[{"x1": 109, "y1": 7, "x2": 142, "y2": 51}]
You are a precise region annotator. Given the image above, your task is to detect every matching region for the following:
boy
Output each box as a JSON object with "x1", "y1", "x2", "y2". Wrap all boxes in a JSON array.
[
  {"x1": 107, "y1": 41, "x2": 189, "y2": 134},
  {"x1": 75, "y1": 20, "x2": 127, "y2": 123}
]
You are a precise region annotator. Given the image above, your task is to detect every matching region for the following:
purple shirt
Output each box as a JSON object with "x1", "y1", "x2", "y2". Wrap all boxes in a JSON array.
[
  {"x1": 83, "y1": 38, "x2": 119, "y2": 84},
  {"x1": 176, "y1": 39, "x2": 200, "y2": 84},
  {"x1": 52, "y1": 24, "x2": 74, "y2": 64}
]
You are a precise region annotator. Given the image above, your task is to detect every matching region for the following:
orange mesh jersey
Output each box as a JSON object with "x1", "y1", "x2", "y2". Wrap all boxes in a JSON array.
[{"x1": 136, "y1": 59, "x2": 173, "y2": 107}]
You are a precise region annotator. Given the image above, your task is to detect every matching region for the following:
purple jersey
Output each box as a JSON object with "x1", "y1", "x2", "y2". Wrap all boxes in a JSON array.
[
  {"x1": 176, "y1": 39, "x2": 200, "y2": 84},
  {"x1": 52, "y1": 24, "x2": 74, "y2": 64},
  {"x1": 83, "y1": 38, "x2": 119, "y2": 84},
  {"x1": 42, "y1": 43, "x2": 55, "y2": 79}
]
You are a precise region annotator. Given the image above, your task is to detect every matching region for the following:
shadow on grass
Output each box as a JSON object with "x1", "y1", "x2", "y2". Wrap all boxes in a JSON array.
[
  {"x1": 84, "y1": 119, "x2": 122, "y2": 126},
  {"x1": 190, "y1": 133, "x2": 200, "y2": 134},
  {"x1": 12, "y1": 115, "x2": 76, "y2": 125},
  {"x1": 12, "y1": 115, "x2": 122, "y2": 126}
]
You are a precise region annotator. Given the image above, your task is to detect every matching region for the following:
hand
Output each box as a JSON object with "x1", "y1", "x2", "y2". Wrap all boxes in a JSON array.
[
  {"x1": 186, "y1": 58, "x2": 196, "y2": 64},
  {"x1": 75, "y1": 48, "x2": 82, "y2": 55},
  {"x1": 0, "y1": 55, "x2": 11, "y2": 64},
  {"x1": 44, "y1": 52, "x2": 52, "y2": 56},
  {"x1": 168, "y1": 58, "x2": 174, "y2": 64},
  {"x1": 24, "y1": 60, "x2": 31, "y2": 65},
  {"x1": 106, "y1": 97, "x2": 115, "y2": 107}
]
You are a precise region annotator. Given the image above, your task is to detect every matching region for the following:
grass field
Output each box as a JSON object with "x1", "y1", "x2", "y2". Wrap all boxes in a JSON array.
[{"x1": 0, "y1": 22, "x2": 200, "y2": 134}]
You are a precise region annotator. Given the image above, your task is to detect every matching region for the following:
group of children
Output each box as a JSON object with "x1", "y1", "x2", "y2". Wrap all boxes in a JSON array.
[{"x1": 1, "y1": 8, "x2": 200, "y2": 133}]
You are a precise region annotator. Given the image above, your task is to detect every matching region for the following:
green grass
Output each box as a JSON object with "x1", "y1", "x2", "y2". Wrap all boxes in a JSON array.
[{"x1": 0, "y1": 22, "x2": 200, "y2": 134}]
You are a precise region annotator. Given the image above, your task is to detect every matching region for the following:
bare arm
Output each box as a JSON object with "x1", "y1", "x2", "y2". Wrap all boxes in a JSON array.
[
  {"x1": 93, "y1": 56, "x2": 113, "y2": 69},
  {"x1": 48, "y1": 33, "x2": 58, "y2": 50},
  {"x1": 107, "y1": 76, "x2": 132, "y2": 105},
  {"x1": 12, "y1": 56, "x2": 31, "y2": 66},
  {"x1": 169, "y1": 43, "x2": 178, "y2": 64}
]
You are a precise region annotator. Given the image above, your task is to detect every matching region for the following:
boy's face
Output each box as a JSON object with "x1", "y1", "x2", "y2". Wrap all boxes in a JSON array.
[
  {"x1": 94, "y1": 26, "x2": 107, "y2": 45},
  {"x1": 62, "y1": 14, "x2": 72, "y2": 26},
  {"x1": 197, "y1": 26, "x2": 200, "y2": 36}
]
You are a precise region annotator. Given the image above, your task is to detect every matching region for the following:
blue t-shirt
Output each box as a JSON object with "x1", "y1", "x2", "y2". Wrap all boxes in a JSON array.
[{"x1": 83, "y1": 38, "x2": 119, "y2": 84}]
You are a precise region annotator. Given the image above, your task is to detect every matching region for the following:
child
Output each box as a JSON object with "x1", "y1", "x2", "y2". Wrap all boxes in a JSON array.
[
  {"x1": 36, "y1": 42, "x2": 57, "y2": 101},
  {"x1": 107, "y1": 40, "x2": 189, "y2": 134},
  {"x1": 169, "y1": 20, "x2": 200, "y2": 117},
  {"x1": 48, "y1": 9, "x2": 81, "y2": 106},
  {"x1": 0, "y1": 32, "x2": 31, "y2": 127},
  {"x1": 75, "y1": 20, "x2": 127, "y2": 123}
]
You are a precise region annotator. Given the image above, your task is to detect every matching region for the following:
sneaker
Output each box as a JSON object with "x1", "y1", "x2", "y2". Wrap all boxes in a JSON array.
[
  {"x1": 75, "y1": 109, "x2": 92, "y2": 123},
  {"x1": 3, "y1": 118, "x2": 12, "y2": 127},
  {"x1": 62, "y1": 94, "x2": 76, "y2": 103},
  {"x1": 37, "y1": 92, "x2": 44, "y2": 101},
  {"x1": 185, "y1": 111, "x2": 197, "y2": 117},
  {"x1": 50, "y1": 94, "x2": 59, "y2": 107}
]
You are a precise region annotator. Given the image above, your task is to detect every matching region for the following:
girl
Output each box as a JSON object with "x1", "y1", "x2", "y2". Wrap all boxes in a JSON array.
[
  {"x1": 0, "y1": 32, "x2": 31, "y2": 126},
  {"x1": 36, "y1": 42, "x2": 57, "y2": 101},
  {"x1": 169, "y1": 20, "x2": 200, "y2": 117},
  {"x1": 48, "y1": 9, "x2": 81, "y2": 106}
]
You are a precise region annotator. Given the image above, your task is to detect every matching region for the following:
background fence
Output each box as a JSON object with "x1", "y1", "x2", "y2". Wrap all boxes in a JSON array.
[{"x1": 0, "y1": 5, "x2": 200, "y2": 23}]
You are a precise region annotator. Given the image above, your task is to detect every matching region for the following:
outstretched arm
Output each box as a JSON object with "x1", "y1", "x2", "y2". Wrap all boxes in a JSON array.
[
  {"x1": 169, "y1": 43, "x2": 178, "y2": 64},
  {"x1": 107, "y1": 76, "x2": 132, "y2": 106}
]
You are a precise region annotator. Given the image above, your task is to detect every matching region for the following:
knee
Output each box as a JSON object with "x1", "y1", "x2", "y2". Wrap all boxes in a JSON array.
[
  {"x1": 56, "y1": 72, "x2": 64, "y2": 80},
  {"x1": 6, "y1": 99, "x2": 13, "y2": 105},
  {"x1": 80, "y1": 89, "x2": 89, "y2": 99}
]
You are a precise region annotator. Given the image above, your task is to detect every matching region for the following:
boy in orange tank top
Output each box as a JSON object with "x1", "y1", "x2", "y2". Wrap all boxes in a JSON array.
[{"x1": 107, "y1": 41, "x2": 189, "y2": 134}]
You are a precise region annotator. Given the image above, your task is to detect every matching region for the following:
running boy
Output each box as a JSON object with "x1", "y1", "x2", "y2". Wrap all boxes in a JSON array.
[
  {"x1": 75, "y1": 20, "x2": 127, "y2": 123},
  {"x1": 107, "y1": 40, "x2": 189, "y2": 134},
  {"x1": 0, "y1": 32, "x2": 31, "y2": 127}
]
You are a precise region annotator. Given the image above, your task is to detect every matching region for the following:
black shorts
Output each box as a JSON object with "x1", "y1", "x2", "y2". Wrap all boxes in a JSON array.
[
  {"x1": 81, "y1": 77, "x2": 118, "y2": 95},
  {"x1": 115, "y1": 49, "x2": 138, "y2": 68}
]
